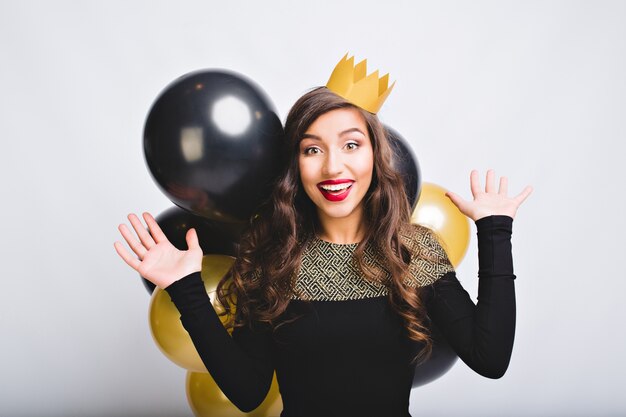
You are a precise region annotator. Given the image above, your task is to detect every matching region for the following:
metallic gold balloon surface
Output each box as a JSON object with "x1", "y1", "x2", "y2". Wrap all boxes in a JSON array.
[
  {"x1": 411, "y1": 182, "x2": 470, "y2": 267},
  {"x1": 149, "y1": 254, "x2": 236, "y2": 372},
  {"x1": 187, "y1": 371, "x2": 282, "y2": 417}
]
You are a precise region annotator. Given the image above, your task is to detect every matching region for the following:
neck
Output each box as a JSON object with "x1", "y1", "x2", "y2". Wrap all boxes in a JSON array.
[{"x1": 315, "y1": 208, "x2": 367, "y2": 244}]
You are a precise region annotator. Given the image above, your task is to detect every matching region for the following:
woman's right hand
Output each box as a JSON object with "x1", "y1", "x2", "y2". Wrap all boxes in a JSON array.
[{"x1": 114, "y1": 212, "x2": 203, "y2": 289}]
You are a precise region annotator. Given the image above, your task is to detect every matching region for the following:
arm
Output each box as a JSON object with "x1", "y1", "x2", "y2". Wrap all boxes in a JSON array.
[
  {"x1": 113, "y1": 212, "x2": 274, "y2": 413},
  {"x1": 166, "y1": 272, "x2": 275, "y2": 412},
  {"x1": 425, "y1": 215, "x2": 515, "y2": 378}
]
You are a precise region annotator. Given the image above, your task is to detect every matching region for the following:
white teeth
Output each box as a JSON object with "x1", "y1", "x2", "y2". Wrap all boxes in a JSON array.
[{"x1": 320, "y1": 183, "x2": 352, "y2": 191}]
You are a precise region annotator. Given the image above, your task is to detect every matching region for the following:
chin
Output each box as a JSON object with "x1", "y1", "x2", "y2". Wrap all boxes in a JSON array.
[{"x1": 316, "y1": 204, "x2": 361, "y2": 220}]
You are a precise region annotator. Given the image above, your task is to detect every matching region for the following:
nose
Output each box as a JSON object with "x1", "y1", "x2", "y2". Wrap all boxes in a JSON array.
[{"x1": 321, "y1": 149, "x2": 343, "y2": 177}]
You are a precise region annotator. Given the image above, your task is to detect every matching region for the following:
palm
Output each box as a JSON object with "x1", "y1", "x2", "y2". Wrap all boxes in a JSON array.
[
  {"x1": 114, "y1": 212, "x2": 203, "y2": 289},
  {"x1": 137, "y1": 241, "x2": 200, "y2": 285},
  {"x1": 446, "y1": 170, "x2": 533, "y2": 222}
]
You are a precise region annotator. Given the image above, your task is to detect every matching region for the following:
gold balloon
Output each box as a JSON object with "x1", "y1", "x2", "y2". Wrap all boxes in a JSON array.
[
  {"x1": 186, "y1": 371, "x2": 283, "y2": 417},
  {"x1": 149, "y1": 254, "x2": 236, "y2": 372},
  {"x1": 410, "y1": 182, "x2": 470, "y2": 267}
]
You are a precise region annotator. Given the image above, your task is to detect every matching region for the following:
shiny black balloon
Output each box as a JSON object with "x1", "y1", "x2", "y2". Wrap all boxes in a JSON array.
[
  {"x1": 144, "y1": 70, "x2": 285, "y2": 223},
  {"x1": 141, "y1": 206, "x2": 241, "y2": 294},
  {"x1": 385, "y1": 126, "x2": 422, "y2": 210},
  {"x1": 412, "y1": 324, "x2": 458, "y2": 388}
]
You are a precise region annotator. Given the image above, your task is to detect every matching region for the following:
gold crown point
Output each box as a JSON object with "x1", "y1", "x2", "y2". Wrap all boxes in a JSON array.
[
  {"x1": 367, "y1": 70, "x2": 379, "y2": 83},
  {"x1": 325, "y1": 54, "x2": 394, "y2": 114},
  {"x1": 379, "y1": 80, "x2": 396, "y2": 107},
  {"x1": 326, "y1": 53, "x2": 353, "y2": 96},
  {"x1": 341, "y1": 54, "x2": 354, "y2": 72},
  {"x1": 379, "y1": 73, "x2": 389, "y2": 93},
  {"x1": 354, "y1": 59, "x2": 367, "y2": 81}
]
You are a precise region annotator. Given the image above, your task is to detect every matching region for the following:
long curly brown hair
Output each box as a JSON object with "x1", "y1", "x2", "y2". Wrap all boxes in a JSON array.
[{"x1": 216, "y1": 87, "x2": 433, "y2": 364}]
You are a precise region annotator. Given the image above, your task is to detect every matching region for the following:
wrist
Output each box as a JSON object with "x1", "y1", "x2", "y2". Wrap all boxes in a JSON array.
[{"x1": 475, "y1": 215, "x2": 513, "y2": 229}]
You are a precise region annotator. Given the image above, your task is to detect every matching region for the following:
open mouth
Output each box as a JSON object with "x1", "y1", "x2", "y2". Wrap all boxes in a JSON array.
[
  {"x1": 319, "y1": 182, "x2": 352, "y2": 192},
  {"x1": 317, "y1": 181, "x2": 354, "y2": 201}
]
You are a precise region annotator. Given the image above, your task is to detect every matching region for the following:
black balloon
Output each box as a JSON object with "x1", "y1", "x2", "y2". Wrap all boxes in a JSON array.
[
  {"x1": 144, "y1": 70, "x2": 285, "y2": 223},
  {"x1": 412, "y1": 324, "x2": 458, "y2": 387},
  {"x1": 385, "y1": 126, "x2": 421, "y2": 210},
  {"x1": 141, "y1": 206, "x2": 241, "y2": 294}
]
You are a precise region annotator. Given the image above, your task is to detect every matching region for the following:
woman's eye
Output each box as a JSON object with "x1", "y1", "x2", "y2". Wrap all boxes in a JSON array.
[
  {"x1": 303, "y1": 147, "x2": 320, "y2": 155},
  {"x1": 345, "y1": 142, "x2": 359, "y2": 150}
]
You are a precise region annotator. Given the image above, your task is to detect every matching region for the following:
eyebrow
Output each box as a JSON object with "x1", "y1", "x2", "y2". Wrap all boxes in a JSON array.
[{"x1": 301, "y1": 127, "x2": 366, "y2": 141}]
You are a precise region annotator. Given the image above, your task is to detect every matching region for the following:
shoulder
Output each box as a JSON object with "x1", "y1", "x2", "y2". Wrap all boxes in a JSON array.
[
  {"x1": 399, "y1": 223, "x2": 449, "y2": 260},
  {"x1": 399, "y1": 223, "x2": 455, "y2": 288}
]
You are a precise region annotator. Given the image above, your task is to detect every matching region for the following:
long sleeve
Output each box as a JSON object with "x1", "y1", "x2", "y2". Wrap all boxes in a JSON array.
[
  {"x1": 425, "y1": 215, "x2": 516, "y2": 379},
  {"x1": 165, "y1": 273, "x2": 275, "y2": 412}
]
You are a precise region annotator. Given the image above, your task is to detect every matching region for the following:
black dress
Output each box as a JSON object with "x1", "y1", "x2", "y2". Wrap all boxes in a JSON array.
[{"x1": 166, "y1": 215, "x2": 516, "y2": 417}]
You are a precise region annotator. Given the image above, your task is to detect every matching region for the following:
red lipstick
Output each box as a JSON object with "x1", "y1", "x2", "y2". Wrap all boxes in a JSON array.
[{"x1": 317, "y1": 179, "x2": 354, "y2": 202}]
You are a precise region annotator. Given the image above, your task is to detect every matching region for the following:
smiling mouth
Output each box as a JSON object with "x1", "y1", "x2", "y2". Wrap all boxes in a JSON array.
[
  {"x1": 319, "y1": 182, "x2": 352, "y2": 192},
  {"x1": 317, "y1": 181, "x2": 354, "y2": 201}
]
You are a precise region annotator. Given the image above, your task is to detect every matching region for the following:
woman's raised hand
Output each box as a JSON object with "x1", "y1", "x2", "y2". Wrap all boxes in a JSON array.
[
  {"x1": 445, "y1": 169, "x2": 533, "y2": 222},
  {"x1": 114, "y1": 212, "x2": 203, "y2": 289}
]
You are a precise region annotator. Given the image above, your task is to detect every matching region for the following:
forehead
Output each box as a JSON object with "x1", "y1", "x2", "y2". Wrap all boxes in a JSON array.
[{"x1": 304, "y1": 107, "x2": 369, "y2": 137}]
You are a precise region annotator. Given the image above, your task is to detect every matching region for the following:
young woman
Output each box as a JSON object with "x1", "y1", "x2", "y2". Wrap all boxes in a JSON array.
[{"x1": 115, "y1": 86, "x2": 532, "y2": 417}]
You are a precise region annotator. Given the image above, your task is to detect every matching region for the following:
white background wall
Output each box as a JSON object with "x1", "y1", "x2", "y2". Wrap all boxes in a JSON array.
[{"x1": 1, "y1": 1, "x2": 624, "y2": 416}]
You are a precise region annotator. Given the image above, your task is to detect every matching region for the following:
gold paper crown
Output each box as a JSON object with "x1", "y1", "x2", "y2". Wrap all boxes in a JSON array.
[{"x1": 326, "y1": 53, "x2": 395, "y2": 114}]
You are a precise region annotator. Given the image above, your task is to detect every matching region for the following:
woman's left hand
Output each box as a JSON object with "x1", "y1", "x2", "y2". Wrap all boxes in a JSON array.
[{"x1": 445, "y1": 169, "x2": 533, "y2": 222}]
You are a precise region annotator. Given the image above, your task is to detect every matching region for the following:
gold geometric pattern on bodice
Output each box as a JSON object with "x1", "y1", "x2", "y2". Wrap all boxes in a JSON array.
[{"x1": 290, "y1": 224, "x2": 454, "y2": 301}]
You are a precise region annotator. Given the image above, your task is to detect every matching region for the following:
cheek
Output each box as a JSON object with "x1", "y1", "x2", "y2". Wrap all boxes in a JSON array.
[
  {"x1": 357, "y1": 152, "x2": 375, "y2": 182},
  {"x1": 298, "y1": 158, "x2": 316, "y2": 189}
]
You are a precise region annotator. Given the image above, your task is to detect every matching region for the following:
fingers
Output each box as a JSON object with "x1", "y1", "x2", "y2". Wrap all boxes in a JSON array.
[
  {"x1": 472, "y1": 169, "x2": 506, "y2": 195},
  {"x1": 445, "y1": 191, "x2": 468, "y2": 213},
  {"x1": 128, "y1": 213, "x2": 156, "y2": 249},
  {"x1": 114, "y1": 212, "x2": 166, "y2": 273},
  {"x1": 498, "y1": 176, "x2": 508, "y2": 195},
  {"x1": 469, "y1": 170, "x2": 481, "y2": 198},
  {"x1": 113, "y1": 241, "x2": 141, "y2": 271},
  {"x1": 514, "y1": 185, "x2": 533, "y2": 205},
  {"x1": 143, "y1": 212, "x2": 167, "y2": 243},
  {"x1": 186, "y1": 228, "x2": 200, "y2": 250},
  {"x1": 118, "y1": 223, "x2": 148, "y2": 260},
  {"x1": 485, "y1": 169, "x2": 496, "y2": 193}
]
